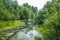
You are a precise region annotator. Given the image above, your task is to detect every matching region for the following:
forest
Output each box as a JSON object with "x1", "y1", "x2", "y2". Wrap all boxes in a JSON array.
[{"x1": 0, "y1": 0, "x2": 60, "y2": 40}]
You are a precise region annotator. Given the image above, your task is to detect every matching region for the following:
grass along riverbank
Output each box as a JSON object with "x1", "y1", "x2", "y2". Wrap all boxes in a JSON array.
[{"x1": 0, "y1": 20, "x2": 24, "y2": 29}]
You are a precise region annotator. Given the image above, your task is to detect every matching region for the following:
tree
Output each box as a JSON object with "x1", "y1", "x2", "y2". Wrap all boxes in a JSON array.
[
  {"x1": 36, "y1": 0, "x2": 60, "y2": 40},
  {"x1": 0, "y1": 0, "x2": 20, "y2": 20}
]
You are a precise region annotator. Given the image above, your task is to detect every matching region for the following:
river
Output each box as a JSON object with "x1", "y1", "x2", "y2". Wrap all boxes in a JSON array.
[{"x1": 10, "y1": 21, "x2": 44, "y2": 40}]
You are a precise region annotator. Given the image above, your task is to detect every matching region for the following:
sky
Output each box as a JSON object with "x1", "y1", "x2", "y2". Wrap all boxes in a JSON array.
[{"x1": 17, "y1": 0, "x2": 49, "y2": 9}]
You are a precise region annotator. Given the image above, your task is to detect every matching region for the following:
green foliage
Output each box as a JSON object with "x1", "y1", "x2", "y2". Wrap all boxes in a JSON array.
[
  {"x1": 34, "y1": 36, "x2": 42, "y2": 40},
  {"x1": 0, "y1": 0, "x2": 37, "y2": 20},
  {"x1": 0, "y1": 0, "x2": 60, "y2": 40},
  {"x1": 36, "y1": 27, "x2": 56, "y2": 40},
  {"x1": 35, "y1": 0, "x2": 60, "y2": 40},
  {"x1": 0, "y1": 20, "x2": 24, "y2": 29},
  {"x1": 0, "y1": 0, "x2": 19, "y2": 20},
  {"x1": 10, "y1": 37, "x2": 20, "y2": 40},
  {"x1": 34, "y1": 10, "x2": 44, "y2": 25},
  {"x1": 19, "y1": 7, "x2": 30, "y2": 20}
]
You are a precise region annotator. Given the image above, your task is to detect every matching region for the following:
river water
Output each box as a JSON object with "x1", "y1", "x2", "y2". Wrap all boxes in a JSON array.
[
  {"x1": 14, "y1": 25, "x2": 44, "y2": 40},
  {"x1": 11, "y1": 21, "x2": 44, "y2": 40},
  {"x1": 16, "y1": 30, "x2": 43, "y2": 40}
]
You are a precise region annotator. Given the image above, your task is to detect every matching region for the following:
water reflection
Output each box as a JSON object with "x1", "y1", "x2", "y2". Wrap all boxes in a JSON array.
[{"x1": 16, "y1": 30, "x2": 43, "y2": 40}]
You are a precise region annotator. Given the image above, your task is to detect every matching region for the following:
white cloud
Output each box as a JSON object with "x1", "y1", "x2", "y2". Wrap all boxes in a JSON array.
[{"x1": 17, "y1": 0, "x2": 49, "y2": 9}]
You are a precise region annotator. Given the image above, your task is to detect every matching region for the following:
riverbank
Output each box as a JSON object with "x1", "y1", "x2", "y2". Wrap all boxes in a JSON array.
[{"x1": 0, "y1": 20, "x2": 24, "y2": 30}]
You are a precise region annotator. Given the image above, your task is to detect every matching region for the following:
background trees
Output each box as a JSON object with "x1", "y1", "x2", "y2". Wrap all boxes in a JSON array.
[{"x1": 0, "y1": 0, "x2": 38, "y2": 20}]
